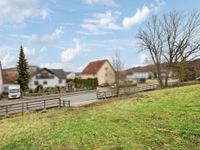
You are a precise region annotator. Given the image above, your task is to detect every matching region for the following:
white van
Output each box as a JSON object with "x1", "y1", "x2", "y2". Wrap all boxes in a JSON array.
[{"x1": 4, "y1": 84, "x2": 21, "y2": 99}]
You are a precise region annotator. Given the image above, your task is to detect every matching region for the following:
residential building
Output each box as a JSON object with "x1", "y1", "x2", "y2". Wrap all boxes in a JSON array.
[
  {"x1": 65, "y1": 72, "x2": 81, "y2": 80},
  {"x1": 0, "y1": 62, "x2": 3, "y2": 97},
  {"x1": 29, "y1": 68, "x2": 66, "y2": 89},
  {"x1": 81, "y1": 59, "x2": 116, "y2": 85}
]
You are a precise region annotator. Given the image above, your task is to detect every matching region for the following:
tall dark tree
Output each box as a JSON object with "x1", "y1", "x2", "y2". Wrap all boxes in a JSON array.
[{"x1": 17, "y1": 46, "x2": 29, "y2": 92}]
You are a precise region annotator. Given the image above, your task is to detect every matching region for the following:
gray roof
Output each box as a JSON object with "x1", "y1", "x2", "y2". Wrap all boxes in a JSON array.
[
  {"x1": 50, "y1": 69, "x2": 66, "y2": 79},
  {"x1": 30, "y1": 68, "x2": 66, "y2": 79}
]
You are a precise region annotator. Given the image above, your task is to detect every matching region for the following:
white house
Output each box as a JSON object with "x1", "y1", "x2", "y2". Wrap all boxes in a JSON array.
[
  {"x1": 29, "y1": 68, "x2": 66, "y2": 89},
  {"x1": 81, "y1": 59, "x2": 116, "y2": 85},
  {"x1": 0, "y1": 62, "x2": 3, "y2": 97},
  {"x1": 65, "y1": 72, "x2": 80, "y2": 80},
  {"x1": 127, "y1": 72, "x2": 152, "y2": 80}
]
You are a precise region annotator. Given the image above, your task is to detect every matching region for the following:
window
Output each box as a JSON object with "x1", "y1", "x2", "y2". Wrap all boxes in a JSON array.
[
  {"x1": 36, "y1": 71, "x2": 54, "y2": 79},
  {"x1": 105, "y1": 73, "x2": 107, "y2": 77},
  {"x1": 43, "y1": 81, "x2": 47, "y2": 85},
  {"x1": 105, "y1": 67, "x2": 108, "y2": 71},
  {"x1": 34, "y1": 81, "x2": 38, "y2": 85}
]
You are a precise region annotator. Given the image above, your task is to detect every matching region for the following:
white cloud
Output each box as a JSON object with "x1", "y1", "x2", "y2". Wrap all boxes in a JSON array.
[
  {"x1": 0, "y1": 0, "x2": 50, "y2": 25},
  {"x1": 8, "y1": 26, "x2": 64, "y2": 45},
  {"x1": 83, "y1": 0, "x2": 116, "y2": 6},
  {"x1": 123, "y1": 5, "x2": 150, "y2": 29},
  {"x1": 122, "y1": 0, "x2": 165, "y2": 29},
  {"x1": 87, "y1": 39, "x2": 136, "y2": 51},
  {"x1": 0, "y1": 46, "x2": 16, "y2": 68},
  {"x1": 40, "y1": 62, "x2": 79, "y2": 71},
  {"x1": 150, "y1": 0, "x2": 166, "y2": 12},
  {"x1": 61, "y1": 39, "x2": 88, "y2": 63},
  {"x1": 40, "y1": 47, "x2": 47, "y2": 53},
  {"x1": 40, "y1": 62, "x2": 63, "y2": 69},
  {"x1": 79, "y1": 10, "x2": 121, "y2": 35},
  {"x1": 24, "y1": 47, "x2": 35, "y2": 58}
]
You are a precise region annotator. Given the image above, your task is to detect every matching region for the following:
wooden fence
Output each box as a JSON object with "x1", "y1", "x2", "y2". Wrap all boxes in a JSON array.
[
  {"x1": 97, "y1": 84, "x2": 159, "y2": 99},
  {"x1": 0, "y1": 98, "x2": 70, "y2": 117}
]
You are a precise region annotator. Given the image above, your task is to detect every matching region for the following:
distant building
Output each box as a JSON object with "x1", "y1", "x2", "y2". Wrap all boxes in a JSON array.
[
  {"x1": 0, "y1": 62, "x2": 3, "y2": 97},
  {"x1": 81, "y1": 59, "x2": 116, "y2": 86},
  {"x1": 65, "y1": 72, "x2": 81, "y2": 80},
  {"x1": 29, "y1": 68, "x2": 66, "y2": 89},
  {"x1": 127, "y1": 72, "x2": 152, "y2": 80}
]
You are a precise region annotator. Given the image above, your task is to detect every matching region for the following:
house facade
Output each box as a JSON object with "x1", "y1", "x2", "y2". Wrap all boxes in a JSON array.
[
  {"x1": 65, "y1": 72, "x2": 81, "y2": 80},
  {"x1": 127, "y1": 72, "x2": 153, "y2": 80},
  {"x1": 29, "y1": 68, "x2": 66, "y2": 89},
  {"x1": 81, "y1": 59, "x2": 116, "y2": 85},
  {"x1": 0, "y1": 62, "x2": 3, "y2": 97}
]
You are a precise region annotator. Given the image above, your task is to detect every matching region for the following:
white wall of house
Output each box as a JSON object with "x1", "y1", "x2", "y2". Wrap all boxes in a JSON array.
[
  {"x1": 29, "y1": 72, "x2": 66, "y2": 89},
  {"x1": 97, "y1": 61, "x2": 116, "y2": 85},
  {"x1": 66, "y1": 73, "x2": 76, "y2": 80},
  {"x1": 0, "y1": 62, "x2": 3, "y2": 96},
  {"x1": 127, "y1": 72, "x2": 151, "y2": 80}
]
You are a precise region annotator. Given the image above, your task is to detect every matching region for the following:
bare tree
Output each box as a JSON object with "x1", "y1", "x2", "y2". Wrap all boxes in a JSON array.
[
  {"x1": 112, "y1": 51, "x2": 124, "y2": 96},
  {"x1": 137, "y1": 10, "x2": 200, "y2": 87},
  {"x1": 162, "y1": 10, "x2": 200, "y2": 85},
  {"x1": 137, "y1": 16, "x2": 164, "y2": 87}
]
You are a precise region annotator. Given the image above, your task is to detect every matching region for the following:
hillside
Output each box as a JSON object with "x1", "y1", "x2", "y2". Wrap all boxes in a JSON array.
[{"x1": 0, "y1": 85, "x2": 200, "y2": 149}]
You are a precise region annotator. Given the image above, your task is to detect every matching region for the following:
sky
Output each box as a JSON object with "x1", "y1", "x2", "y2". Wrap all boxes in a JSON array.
[{"x1": 0, "y1": 0, "x2": 200, "y2": 71}]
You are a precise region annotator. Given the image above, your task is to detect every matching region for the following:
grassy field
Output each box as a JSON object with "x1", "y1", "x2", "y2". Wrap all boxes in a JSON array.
[{"x1": 0, "y1": 85, "x2": 200, "y2": 150}]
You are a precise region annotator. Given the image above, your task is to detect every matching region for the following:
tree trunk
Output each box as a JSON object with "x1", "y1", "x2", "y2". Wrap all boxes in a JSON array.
[
  {"x1": 115, "y1": 72, "x2": 120, "y2": 96},
  {"x1": 156, "y1": 64, "x2": 164, "y2": 88}
]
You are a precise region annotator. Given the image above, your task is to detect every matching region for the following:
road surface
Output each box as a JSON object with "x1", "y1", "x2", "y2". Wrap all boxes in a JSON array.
[{"x1": 0, "y1": 84, "x2": 158, "y2": 116}]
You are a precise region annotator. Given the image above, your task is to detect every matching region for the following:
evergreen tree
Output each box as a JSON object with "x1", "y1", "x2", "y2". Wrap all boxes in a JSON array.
[{"x1": 17, "y1": 45, "x2": 29, "y2": 92}]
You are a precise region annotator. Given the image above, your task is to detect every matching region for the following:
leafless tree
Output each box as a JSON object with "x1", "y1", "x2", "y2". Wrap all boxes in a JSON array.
[
  {"x1": 112, "y1": 51, "x2": 124, "y2": 96},
  {"x1": 137, "y1": 10, "x2": 200, "y2": 87},
  {"x1": 137, "y1": 16, "x2": 164, "y2": 87},
  {"x1": 162, "y1": 10, "x2": 200, "y2": 85}
]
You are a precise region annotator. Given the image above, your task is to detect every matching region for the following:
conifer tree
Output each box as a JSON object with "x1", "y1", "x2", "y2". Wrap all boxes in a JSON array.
[{"x1": 17, "y1": 45, "x2": 29, "y2": 92}]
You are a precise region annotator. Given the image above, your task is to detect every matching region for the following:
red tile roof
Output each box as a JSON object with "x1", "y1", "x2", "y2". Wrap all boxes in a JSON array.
[{"x1": 81, "y1": 59, "x2": 108, "y2": 75}]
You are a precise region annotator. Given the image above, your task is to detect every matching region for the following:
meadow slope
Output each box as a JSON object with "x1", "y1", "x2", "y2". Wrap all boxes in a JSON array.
[{"x1": 0, "y1": 85, "x2": 200, "y2": 149}]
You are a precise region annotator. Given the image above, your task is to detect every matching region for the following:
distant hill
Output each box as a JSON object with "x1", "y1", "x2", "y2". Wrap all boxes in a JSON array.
[
  {"x1": 125, "y1": 58, "x2": 200, "y2": 77},
  {"x1": 2, "y1": 65, "x2": 40, "y2": 84}
]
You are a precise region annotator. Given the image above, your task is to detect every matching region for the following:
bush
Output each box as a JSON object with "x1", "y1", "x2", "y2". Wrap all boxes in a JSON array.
[{"x1": 67, "y1": 78, "x2": 98, "y2": 89}]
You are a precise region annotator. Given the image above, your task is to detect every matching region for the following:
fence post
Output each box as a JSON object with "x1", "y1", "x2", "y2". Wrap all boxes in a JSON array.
[
  {"x1": 96, "y1": 92, "x2": 98, "y2": 99},
  {"x1": 5, "y1": 105, "x2": 8, "y2": 115},
  {"x1": 44, "y1": 100, "x2": 46, "y2": 109},
  {"x1": 26, "y1": 102, "x2": 29, "y2": 110},
  {"x1": 59, "y1": 98, "x2": 61, "y2": 108},
  {"x1": 22, "y1": 103, "x2": 24, "y2": 115},
  {"x1": 68, "y1": 100, "x2": 70, "y2": 107},
  {"x1": 63, "y1": 100, "x2": 65, "y2": 107}
]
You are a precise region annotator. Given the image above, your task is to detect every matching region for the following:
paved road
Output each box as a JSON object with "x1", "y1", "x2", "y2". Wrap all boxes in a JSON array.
[
  {"x1": 0, "y1": 84, "x2": 158, "y2": 116},
  {"x1": 61, "y1": 91, "x2": 97, "y2": 104},
  {"x1": 0, "y1": 91, "x2": 97, "y2": 116}
]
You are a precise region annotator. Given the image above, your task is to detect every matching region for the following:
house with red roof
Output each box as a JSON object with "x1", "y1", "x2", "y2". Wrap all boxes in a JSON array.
[{"x1": 81, "y1": 59, "x2": 116, "y2": 86}]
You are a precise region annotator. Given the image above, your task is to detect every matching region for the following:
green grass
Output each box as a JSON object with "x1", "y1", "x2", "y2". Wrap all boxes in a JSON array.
[{"x1": 0, "y1": 85, "x2": 200, "y2": 150}]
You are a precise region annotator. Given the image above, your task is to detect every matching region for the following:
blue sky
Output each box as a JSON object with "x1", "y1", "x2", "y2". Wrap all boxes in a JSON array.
[{"x1": 0, "y1": 0, "x2": 200, "y2": 71}]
